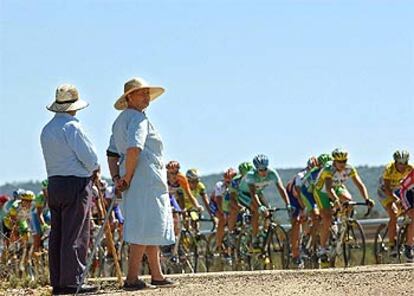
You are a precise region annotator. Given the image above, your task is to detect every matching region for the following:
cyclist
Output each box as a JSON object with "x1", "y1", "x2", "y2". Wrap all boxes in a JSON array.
[
  {"x1": 400, "y1": 169, "x2": 414, "y2": 262},
  {"x1": 299, "y1": 154, "x2": 332, "y2": 251},
  {"x1": 31, "y1": 180, "x2": 51, "y2": 253},
  {"x1": 211, "y1": 168, "x2": 237, "y2": 252},
  {"x1": 2, "y1": 190, "x2": 35, "y2": 246},
  {"x1": 314, "y1": 148, "x2": 375, "y2": 263},
  {"x1": 228, "y1": 162, "x2": 254, "y2": 232},
  {"x1": 0, "y1": 195, "x2": 11, "y2": 235},
  {"x1": 185, "y1": 169, "x2": 210, "y2": 212},
  {"x1": 186, "y1": 168, "x2": 212, "y2": 218},
  {"x1": 286, "y1": 156, "x2": 318, "y2": 268},
  {"x1": 238, "y1": 154, "x2": 291, "y2": 249},
  {"x1": 377, "y1": 150, "x2": 413, "y2": 256}
]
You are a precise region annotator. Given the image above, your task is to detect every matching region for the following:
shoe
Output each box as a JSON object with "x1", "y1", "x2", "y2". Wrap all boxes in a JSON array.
[
  {"x1": 404, "y1": 245, "x2": 414, "y2": 263},
  {"x1": 151, "y1": 278, "x2": 178, "y2": 288},
  {"x1": 292, "y1": 257, "x2": 304, "y2": 269},
  {"x1": 52, "y1": 284, "x2": 98, "y2": 295},
  {"x1": 123, "y1": 279, "x2": 157, "y2": 291}
]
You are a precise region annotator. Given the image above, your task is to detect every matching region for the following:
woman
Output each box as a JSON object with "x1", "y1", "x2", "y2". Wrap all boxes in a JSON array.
[{"x1": 107, "y1": 77, "x2": 176, "y2": 290}]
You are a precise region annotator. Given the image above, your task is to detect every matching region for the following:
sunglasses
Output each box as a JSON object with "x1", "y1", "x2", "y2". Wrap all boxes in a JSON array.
[
  {"x1": 258, "y1": 168, "x2": 268, "y2": 172},
  {"x1": 336, "y1": 160, "x2": 347, "y2": 164}
]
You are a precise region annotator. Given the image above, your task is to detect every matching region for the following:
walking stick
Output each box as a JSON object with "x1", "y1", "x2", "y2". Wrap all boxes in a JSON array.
[{"x1": 76, "y1": 180, "x2": 123, "y2": 295}]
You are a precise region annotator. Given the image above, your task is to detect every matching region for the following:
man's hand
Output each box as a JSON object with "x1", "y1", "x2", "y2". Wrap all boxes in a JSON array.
[{"x1": 366, "y1": 198, "x2": 375, "y2": 208}]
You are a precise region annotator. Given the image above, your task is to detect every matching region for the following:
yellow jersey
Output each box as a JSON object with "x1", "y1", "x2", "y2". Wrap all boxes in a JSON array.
[{"x1": 380, "y1": 162, "x2": 413, "y2": 191}]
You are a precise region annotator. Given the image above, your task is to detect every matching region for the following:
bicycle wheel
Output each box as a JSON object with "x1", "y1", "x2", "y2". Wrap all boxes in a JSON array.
[
  {"x1": 266, "y1": 224, "x2": 290, "y2": 270},
  {"x1": 342, "y1": 219, "x2": 366, "y2": 267},
  {"x1": 300, "y1": 231, "x2": 319, "y2": 269},
  {"x1": 234, "y1": 230, "x2": 252, "y2": 271},
  {"x1": 397, "y1": 224, "x2": 408, "y2": 263},
  {"x1": 193, "y1": 234, "x2": 210, "y2": 273},
  {"x1": 374, "y1": 223, "x2": 394, "y2": 264},
  {"x1": 178, "y1": 230, "x2": 195, "y2": 273}
]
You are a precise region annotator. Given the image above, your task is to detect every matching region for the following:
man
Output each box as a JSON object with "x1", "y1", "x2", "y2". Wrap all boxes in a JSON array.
[
  {"x1": 40, "y1": 84, "x2": 99, "y2": 295},
  {"x1": 238, "y1": 154, "x2": 291, "y2": 249},
  {"x1": 211, "y1": 168, "x2": 237, "y2": 252},
  {"x1": 400, "y1": 168, "x2": 414, "y2": 262},
  {"x1": 314, "y1": 148, "x2": 375, "y2": 264},
  {"x1": 377, "y1": 150, "x2": 413, "y2": 256},
  {"x1": 285, "y1": 157, "x2": 318, "y2": 268}
]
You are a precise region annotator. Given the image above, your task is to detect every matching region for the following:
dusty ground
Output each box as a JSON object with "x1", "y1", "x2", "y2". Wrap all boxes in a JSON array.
[{"x1": 2, "y1": 264, "x2": 413, "y2": 296}]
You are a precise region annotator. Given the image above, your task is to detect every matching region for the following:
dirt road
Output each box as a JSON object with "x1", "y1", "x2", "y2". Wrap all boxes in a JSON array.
[{"x1": 3, "y1": 264, "x2": 413, "y2": 296}]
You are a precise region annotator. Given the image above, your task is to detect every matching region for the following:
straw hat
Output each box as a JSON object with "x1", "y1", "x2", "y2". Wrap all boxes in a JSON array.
[
  {"x1": 114, "y1": 77, "x2": 165, "y2": 110},
  {"x1": 47, "y1": 84, "x2": 89, "y2": 112}
]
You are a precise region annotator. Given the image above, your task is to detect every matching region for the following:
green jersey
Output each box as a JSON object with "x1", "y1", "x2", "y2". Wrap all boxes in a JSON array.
[{"x1": 239, "y1": 168, "x2": 281, "y2": 194}]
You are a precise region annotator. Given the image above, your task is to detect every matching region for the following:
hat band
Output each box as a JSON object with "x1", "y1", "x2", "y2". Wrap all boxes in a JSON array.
[{"x1": 56, "y1": 98, "x2": 78, "y2": 104}]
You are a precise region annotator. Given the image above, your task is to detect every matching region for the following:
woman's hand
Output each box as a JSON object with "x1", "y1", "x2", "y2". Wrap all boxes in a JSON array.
[{"x1": 116, "y1": 176, "x2": 130, "y2": 192}]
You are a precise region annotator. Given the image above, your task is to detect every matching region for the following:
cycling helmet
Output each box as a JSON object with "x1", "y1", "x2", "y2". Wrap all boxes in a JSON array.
[
  {"x1": 41, "y1": 179, "x2": 48, "y2": 189},
  {"x1": 317, "y1": 153, "x2": 332, "y2": 166},
  {"x1": 0, "y1": 195, "x2": 10, "y2": 204},
  {"x1": 223, "y1": 168, "x2": 237, "y2": 181},
  {"x1": 186, "y1": 168, "x2": 200, "y2": 182},
  {"x1": 253, "y1": 154, "x2": 270, "y2": 170},
  {"x1": 332, "y1": 148, "x2": 348, "y2": 162},
  {"x1": 20, "y1": 190, "x2": 35, "y2": 201},
  {"x1": 307, "y1": 156, "x2": 318, "y2": 169},
  {"x1": 166, "y1": 160, "x2": 180, "y2": 170},
  {"x1": 393, "y1": 150, "x2": 409, "y2": 164},
  {"x1": 238, "y1": 162, "x2": 253, "y2": 176},
  {"x1": 12, "y1": 188, "x2": 25, "y2": 200}
]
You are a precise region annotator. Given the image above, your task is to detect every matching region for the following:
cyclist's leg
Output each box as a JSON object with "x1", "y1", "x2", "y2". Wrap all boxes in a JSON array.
[
  {"x1": 169, "y1": 194, "x2": 182, "y2": 237},
  {"x1": 378, "y1": 188, "x2": 398, "y2": 247},
  {"x1": 215, "y1": 210, "x2": 226, "y2": 250},
  {"x1": 238, "y1": 191, "x2": 258, "y2": 237},
  {"x1": 402, "y1": 189, "x2": 414, "y2": 248},
  {"x1": 30, "y1": 210, "x2": 42, "y2": 252},
  {"x1": 314, "y1": 190, "x2": 332, "y2": 250},
  {"x1": 288, "y1": 190, "x2": 302, "y2": 260},
  {"x1": 227, "y1": 192, "x2": 240, "y2": 232},
  {"x1": 301, "y1": 189, "x2": 319, "y2": 245}
]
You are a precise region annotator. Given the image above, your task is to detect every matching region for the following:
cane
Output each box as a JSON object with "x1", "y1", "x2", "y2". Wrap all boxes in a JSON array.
[{"x1": 76, "y1": 181, "x2": 123, "y2": 295}]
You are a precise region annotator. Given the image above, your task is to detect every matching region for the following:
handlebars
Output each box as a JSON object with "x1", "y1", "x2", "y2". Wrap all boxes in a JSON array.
[{"x1": 341, "y1": 201, "x2": 372, "y2": 218}]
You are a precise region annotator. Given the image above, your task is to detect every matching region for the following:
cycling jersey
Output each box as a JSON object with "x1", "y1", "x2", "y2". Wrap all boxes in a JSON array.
[
  {"x1": 34, "y1": 192, "x2": 47, "y2": 209},
  {"x1": 237, "y1": 168, "x2": 281, "y2": 208},
  {"x1": 377, "y1": 163, "x2": 413, "y2": 207},
  {"x1": 230, "y1": 174, "x2": 243, "y2": 194},
  {"x1": 212, "y1": 180, "x2": 231, "y2": 214},
  {"x1": 239, "y1": 168, "x2": 281, "y2": 194},
  {"x1": 400, "y1": 170, "x2": 414, "y2": 210},
  {"x1": 300, "y1": 167, "x2": 322, "y2": 212},
  {"x1": 2, "y1": 200, "x2": 30, "y2": 234},
  {"x1": 315, "y1": 163, "x2": 358, "y2": 192},
  {"x1": 379, "y1": 162, "x2": 413, "y2": 191},
  {"x1": 168, "y1": 172, "x2": 193, "y2": 207},
  {"x1": 187, "y1": 181, "x2": 206, "y2": 210}
]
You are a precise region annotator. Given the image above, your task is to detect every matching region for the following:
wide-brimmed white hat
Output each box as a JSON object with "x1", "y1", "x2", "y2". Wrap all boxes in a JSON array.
[
  {"x1": 47, "y1": 84, "x2": 89, "y2": 112},
  {"x1": 114, "y1": 77, "x2": 165, "y2": 110}
]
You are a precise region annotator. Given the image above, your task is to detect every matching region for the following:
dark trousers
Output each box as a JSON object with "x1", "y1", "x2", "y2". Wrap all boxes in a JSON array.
[{"x1": 48, "y1": 176, "x2": 92, "y2": 287}]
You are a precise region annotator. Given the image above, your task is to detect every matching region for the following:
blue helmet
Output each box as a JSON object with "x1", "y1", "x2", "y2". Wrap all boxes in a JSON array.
[
  {"x1": 12, "y1": 188, "x2": 25, "y2": 200},
  {"x1": 253, "y1": 154, "x2": 269, "y2": 170}
]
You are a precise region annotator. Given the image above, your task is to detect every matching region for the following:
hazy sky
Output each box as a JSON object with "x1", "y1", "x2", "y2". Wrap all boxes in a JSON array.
[{"x1": 1, "y1": 0, "x2": 413, "y2": 184}]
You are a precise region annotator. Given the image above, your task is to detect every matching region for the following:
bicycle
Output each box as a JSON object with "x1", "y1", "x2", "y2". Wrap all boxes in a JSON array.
[
  {"x1": 374, "y1": 210, "x2": 412, "y2": 264},
  {"x1": 161, "y1": 209, "x2": 214, "y2": 274},
  {"x1": 321, "y1": 201, "x2": 370, "y2": 268},
  {"x1": 235, "y1": 207, "x2": 290, "y2": 271}
]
